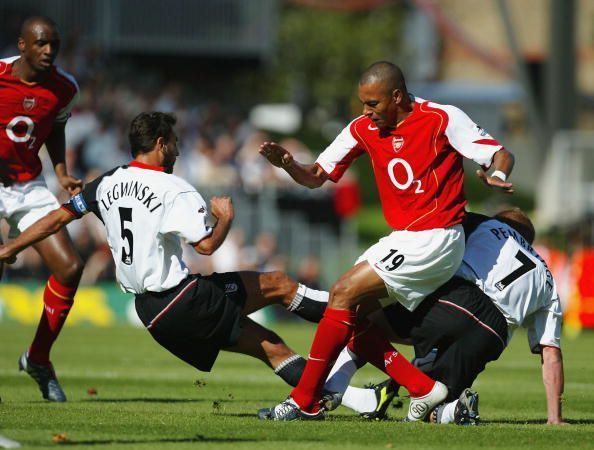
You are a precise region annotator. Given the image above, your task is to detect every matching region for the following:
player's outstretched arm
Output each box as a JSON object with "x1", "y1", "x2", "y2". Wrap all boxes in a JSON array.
[
  {"x1": 45, "y1": 123, "x2": 83, "y2": 195},
  {"x1": 259, "y1": 141, "x2": 328, "y2": 189},
  {"x1": 476, "y1": 148, "x2": 515, "y2": 194},
  {"x1": 193, "y1": 196, "x2": 234, "y2": 256},
  {"x1": 0, "y1": 208, "x2": 75, "y2": 263},
  {"x1": 542, "y1": 346, "x2": 566, "y2": 425}
]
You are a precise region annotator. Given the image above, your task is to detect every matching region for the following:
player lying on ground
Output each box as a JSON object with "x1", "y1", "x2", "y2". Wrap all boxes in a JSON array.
[
  {"x1": 0, "y1": 111, "x2": 333, "y2": 389},
  {"x1": 258, "y1": 61, "x2": 514, "y2": 421},
  {"x1": 321, "y1": 209, "x2": 565, "y2": 425}
]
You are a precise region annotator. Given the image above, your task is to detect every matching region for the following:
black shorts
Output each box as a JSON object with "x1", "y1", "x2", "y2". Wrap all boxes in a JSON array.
[
  {"x1": 384, "y1": 277, "x2": 508, "y2": 400},
  {"x1": 135, "y1": 272, "x2": 247, "y2": 372}
]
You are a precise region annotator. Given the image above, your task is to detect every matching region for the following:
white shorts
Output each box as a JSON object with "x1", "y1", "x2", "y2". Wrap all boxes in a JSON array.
[
  {"x1": 0, "y1": 176, "x2": 60, "y2": 239},
  {"x1": 356, "y1": 224, "x2": 465, "y2": 311}
]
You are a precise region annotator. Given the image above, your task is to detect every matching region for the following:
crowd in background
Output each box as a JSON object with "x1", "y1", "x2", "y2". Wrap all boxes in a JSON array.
[
  {"x1": 0, "y1": 32, "x2": 351, "y2": 289},
  {"x1": 4, "y1": 29, "x2": 590, "y2": 327}
]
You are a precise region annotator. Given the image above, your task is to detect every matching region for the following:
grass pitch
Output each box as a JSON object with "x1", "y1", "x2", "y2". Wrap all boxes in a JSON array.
[{"x1": 1, "y1": 321, "x2": 593, "y2": 449}]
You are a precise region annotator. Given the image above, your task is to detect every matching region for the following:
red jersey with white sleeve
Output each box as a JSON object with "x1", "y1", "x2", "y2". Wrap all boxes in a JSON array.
[
  {"x1": 0, "y1": 56, "x2": 79, "y2": 183},
  {"x1": 316, "y1": 96, "x2": 503, "y2": 231}
]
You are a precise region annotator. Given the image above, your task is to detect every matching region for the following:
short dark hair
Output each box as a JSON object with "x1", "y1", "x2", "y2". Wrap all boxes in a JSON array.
[
  {"x1": 495, "y1": 208, "x2": 536, "y2": 245},
  {"x1": 20, "y1": 16, "x2": 58, "y2": 38},
  {"x1": 128, "y1": 112, "x2": 176, "y2": 157},
  {"x1": 359, "y1": 61, "x2": 407, "y2": 94}
]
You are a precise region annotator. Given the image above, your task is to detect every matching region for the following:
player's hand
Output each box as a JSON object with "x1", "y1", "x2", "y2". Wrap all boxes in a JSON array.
[
  {"x1": 210, "y1": 196, "x2": 234, "y2": 222},
  {"x1": 0, "y1": 247, "x2": 17, "y2": 264},
  {"x1": 259, "y1": 142, "x2": 294, "y2": 169},
  {"x1": 58, "y1": 174, "x2": 83, "y2": 195},
  {"x1": 476, "y1": 169, "x2": 514, "y2": 194}
]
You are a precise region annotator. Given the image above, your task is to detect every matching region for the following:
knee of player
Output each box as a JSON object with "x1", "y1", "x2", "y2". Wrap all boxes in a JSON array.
[
  {"x1": 329, "y1": 280, "x2": 358, "y2": 309},
  {"x1": 56, "y1": 256, "x2": 84, "y2": 284}
]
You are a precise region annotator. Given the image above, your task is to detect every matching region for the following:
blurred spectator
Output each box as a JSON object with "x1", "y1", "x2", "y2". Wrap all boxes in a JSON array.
[
  {"x1": 242, "y1": 231, "x2": 279, "y2": 271},
  {"x1": 296, "y1": 255, "x2": 322, "y2": 290},
  {"x1": 0, "y1": 30, "x2": 340, "y2": 285},
  {"x1": 80, "y1": 110, "x2": 126, "y2": 172},
  {"x1": 332, "y1": 171, "x2": 361, "y2": 219}
]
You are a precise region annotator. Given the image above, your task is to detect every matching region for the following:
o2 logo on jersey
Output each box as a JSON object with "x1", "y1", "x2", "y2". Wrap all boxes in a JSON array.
[
  {"x1": 5, "y1": 115, "x2": 36, "y2": 149},
  {"x1": 387, "y1": 158, "x2": 424, "y2": 194},
  {"x1": 6, "y1": 116, "x2": 34, "y2": 142}
]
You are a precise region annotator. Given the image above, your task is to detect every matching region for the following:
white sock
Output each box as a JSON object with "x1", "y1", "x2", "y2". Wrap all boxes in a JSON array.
[
  {"x1": 438, "y1": 400, "x2": 458, "y2": 424},
  {"x1": 324, "y1": 347, "x2": 358, "y2": 394},
  {"x1": 342, "y1": 386, "x2": 378, "y2": 414},
  {"x1": 287, "y1": 284, "x2": 329, "y2": 310}
]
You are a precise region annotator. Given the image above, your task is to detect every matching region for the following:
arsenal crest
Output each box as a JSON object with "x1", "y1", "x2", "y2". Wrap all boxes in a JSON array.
[
  {"x1": 392, "y1": 135, "x2": 404, "y2": 152},
  {"x1": 23, "y1": 97, "x2": 36, "y2": 111}
]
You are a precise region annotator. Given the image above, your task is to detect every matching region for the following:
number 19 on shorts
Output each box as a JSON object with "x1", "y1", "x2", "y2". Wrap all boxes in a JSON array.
[{"x1": 380, "y1": 249, "x2": 405, "y2": 271}]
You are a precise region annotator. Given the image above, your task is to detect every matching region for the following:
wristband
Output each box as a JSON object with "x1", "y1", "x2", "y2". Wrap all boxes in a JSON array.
[{"x1": 491, "y1": 170, "x2": 507, "y2": 182}]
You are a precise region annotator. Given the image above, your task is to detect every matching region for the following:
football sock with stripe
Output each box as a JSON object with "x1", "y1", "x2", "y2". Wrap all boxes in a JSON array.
[
  {"x1": 286, "y1": 284, "x2": 328, "y2": 323},
  {"x1": 325, "y1": 347, "x2": 365, "y2": 394},
  {"x1": 436, "y1": 400, "x2": 457, "y2": 424},
  {"x1": 342, "y1": 386, "x2": 378, "y2": 413},
  {"x1": 28, "y1": 276, "x2": 77, "y2": 365},
  {"x1": 274, "y1": 354, "x2": 306, "y2": 387},
  {"x1": 290, "y1": 307, "x2": 356, "y2": 412},
  {"x1": 325, "y1": 347, "x2": 375, "y2": 413},
  {"x1": 348, "y1": 320, "x2": 435, "y2": 398}
]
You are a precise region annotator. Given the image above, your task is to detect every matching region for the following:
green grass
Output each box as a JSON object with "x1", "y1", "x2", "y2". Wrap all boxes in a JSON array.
[{"x1": 1, "y1": 322, "x2": 593, "y2": 449}]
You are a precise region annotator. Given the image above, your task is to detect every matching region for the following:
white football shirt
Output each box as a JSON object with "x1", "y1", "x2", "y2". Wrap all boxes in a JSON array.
[
  {"x1": 64, "y1": 161, "x2": 212, "y2": 293},
  {"x1": 457, "y1": 214, "x2": 562, "y2": 352}
]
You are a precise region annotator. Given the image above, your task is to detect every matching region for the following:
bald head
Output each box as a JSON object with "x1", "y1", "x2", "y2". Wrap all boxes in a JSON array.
[
  {"x1": 359, "y1": 61, "x2": 407, "y2": 95},
  {"x1": 495, "y1": 208, "x2": 535, "y2": 244},
  {"x1": 20, "y1": 16, "x2": 58, "y2": 38}
]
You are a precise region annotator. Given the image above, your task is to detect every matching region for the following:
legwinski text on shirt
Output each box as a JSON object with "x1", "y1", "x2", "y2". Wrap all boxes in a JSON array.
[{"x1": 100, "y1": 180, "x2": 163, "y2": 213}]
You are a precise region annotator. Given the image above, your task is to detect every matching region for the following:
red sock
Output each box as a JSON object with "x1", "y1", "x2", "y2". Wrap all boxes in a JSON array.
[
  {"x1": 291, "y1": 308, "x2": 356, "y2": 412},
  {"x1": 348, "y1": 321, "x2": 435, "y2": 398},
  {"x1": 28, "y1": 276, "x2": 77, "y2": 365}
]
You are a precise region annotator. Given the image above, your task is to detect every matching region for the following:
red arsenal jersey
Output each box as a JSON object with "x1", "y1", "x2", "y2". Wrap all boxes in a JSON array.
[
  {"x1": 316, "y1": 97, "x2": 503, "y2": 231},
  {"x1": 0, "y1": 56, "x2": 79, "y2": 182}
]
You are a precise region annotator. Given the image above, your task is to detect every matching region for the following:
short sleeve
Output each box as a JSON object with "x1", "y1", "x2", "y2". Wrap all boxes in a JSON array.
[
  {"x1": 160, "y1": 191, "x2": 213, "y2": 244},
  {"x1": 526, "y1": 295, "x2": 562, "y2": 354},
  {"x1": 441, "y1": 104, "x2": 503, "y2": 168},
  {"x1": 316, "y1": 120, "x2": 365, "y2": 182},
  {"x1": 55, "y1": 74, "x2": 80, "y2": 124}
]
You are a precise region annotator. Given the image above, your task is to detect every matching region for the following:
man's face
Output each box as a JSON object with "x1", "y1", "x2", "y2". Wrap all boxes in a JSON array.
[
  {"x1": 358, "y1": 81, "x2": 400, "y2": 130},
  {"x1": 18, "y1": 23, "x2": 60, "y2": 73},
  {"x1": 162, "y1": 132, "x2": 179, "y2": 173}
]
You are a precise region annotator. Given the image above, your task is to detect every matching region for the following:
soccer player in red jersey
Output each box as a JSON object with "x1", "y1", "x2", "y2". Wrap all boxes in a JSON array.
[
  {"x1": 258, "y1": 61, "x2": 515, "y2": 421},
  {"x1": 0, "y1": 16, "x2": 83, "y2": 401}
]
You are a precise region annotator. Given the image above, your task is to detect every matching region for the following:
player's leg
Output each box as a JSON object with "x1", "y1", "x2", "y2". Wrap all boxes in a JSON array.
[
  {"x1": 180, "y1": 271, "x2": 311, "y2": 386},
  {"x1": 282, "y1": 261, "x2": 386, "y2": 415},
  {"x1": 324, "y1": 304, "x2": 415, "y2": 418},
  {"x1": 223, "y1": 316, "x2": 305, "y2": 387},
  {"x1": 237, "y1": 271, "x2": 327, "y2": 322},
  {"x1": 19, "y1": 229, "x2": 82, "y2": 402},
  {"x1": 233, "y1": 271, "x2": 328, "y2": 388},
  {"x1": 429, "y1": 327, "x2": 504, "y2": 425},
  {"x1": 135, "y1": 273, "x2": 307, "y2": 385},
  {"x1": 425, "y1": 291, "x2": 507, "y2": 425},
  {"x1": 265, "y1": 227, "x2": 464, "y2": 420},
  {"x1": 28, "y1": 229, "x2": 83, "y2": 363}
]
